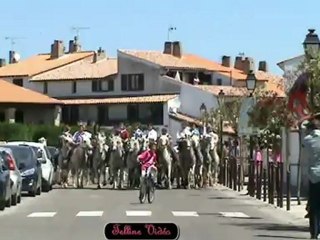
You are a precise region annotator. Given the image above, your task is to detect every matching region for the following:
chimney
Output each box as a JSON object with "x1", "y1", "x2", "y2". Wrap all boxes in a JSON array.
[
  {"x1": 222, "y1": 55, "x2": 231, "y2": 67},
  {"x1": 68, "y1": 40, "x2": 75, "y2": 53},
  {"x1": 258, "y1": 61, "x2": 268, "y2": 72},
  {"x1": 234, "y1": 56, "x2": 244, "y2": 70},
  {"x1": 172, "y1": 41, "x2": 182, "y2": 58},
  {"x1": 242, "y1": 57, "x2": 255, "y2": 74},
  {"x1": 50, "y1": 40, "x2": 64, "y2": 59},
  {"x1": 0, "y1": 58, "x2": 6, "y2": 67},
  {"x1": 73, "y1": 36, "x2": 81, "y2": 52},
  {"x1": 93, "y1": 47, "x2": 106, "y2": 62},
  {"x1": 163, "y1": 41, "x2": 173, "y2": 54}
]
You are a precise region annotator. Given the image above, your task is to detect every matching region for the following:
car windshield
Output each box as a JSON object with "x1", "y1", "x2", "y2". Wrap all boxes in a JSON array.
[{"x1": 4, "y1": 146, "x2": 35, "y2": 168}]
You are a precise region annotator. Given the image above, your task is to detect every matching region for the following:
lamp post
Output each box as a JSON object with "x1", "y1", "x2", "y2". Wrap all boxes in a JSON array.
[
  {"x1": 246, "y1": 70, "x2": 257, "y2": 196},
  {"x1": 217, "y1": 89, "x2": 225, "y2": 184},
  {"x1": 303, "y1": 29, "x2": 320, "y2": 112}
]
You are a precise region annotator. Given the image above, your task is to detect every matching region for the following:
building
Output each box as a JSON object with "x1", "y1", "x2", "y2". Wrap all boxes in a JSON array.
[
  {"x1": 0, "y1": 38, "x2": 282, "y2": 130},
  {"x1": 0, "y1": 79, "x2": 61, "y2": 125}
]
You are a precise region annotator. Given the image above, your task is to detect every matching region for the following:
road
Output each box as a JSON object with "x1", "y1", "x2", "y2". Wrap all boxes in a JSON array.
[{"x1": 0, "y1": 185, "x2": 309, "y2": 240}]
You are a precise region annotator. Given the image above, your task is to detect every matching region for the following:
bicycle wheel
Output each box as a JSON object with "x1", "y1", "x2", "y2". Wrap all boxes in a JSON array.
[
  {"x1": 139, "y1": 180, "x2": 147, "y2": 204},
  {"x1": 147, "y1": 178, "x2": 155, "y2": 204}
]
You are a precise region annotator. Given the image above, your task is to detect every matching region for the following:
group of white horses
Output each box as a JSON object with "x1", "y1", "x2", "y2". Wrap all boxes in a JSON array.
[{"x1": 55, "y1": 130, "x2": 220, "y2": 190}]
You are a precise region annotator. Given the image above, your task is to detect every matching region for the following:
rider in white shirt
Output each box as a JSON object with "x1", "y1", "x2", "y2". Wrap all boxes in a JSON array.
[
  {"x1": 203, "y1": 126, "x2": 219, "y2": 150},
  {"x1": 176, "y1": 122, "x2": 192, "y2": 140},
  {"x1": 147, "y1": 124, "x2": 158, "y2": 142}
]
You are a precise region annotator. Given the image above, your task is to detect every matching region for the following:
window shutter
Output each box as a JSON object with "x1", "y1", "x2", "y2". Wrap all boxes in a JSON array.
[
  {"x1": 92, "y1": 80, "x2": 97, "y2": 91},
  {"x1": 108, "y1": 79, "x2": 114, "y2": 91},
  {"x1": 138, "y1": 74, "x2": 144, "y2": 90},
  {"x1": 121, "y1": 75, "x2": 127, "y2": 91}
]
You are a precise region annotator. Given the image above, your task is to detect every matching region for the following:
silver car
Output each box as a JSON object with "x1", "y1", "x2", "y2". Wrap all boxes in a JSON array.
[{"x1": 0, "y1": 147, "x2": 22, "y2": 205}]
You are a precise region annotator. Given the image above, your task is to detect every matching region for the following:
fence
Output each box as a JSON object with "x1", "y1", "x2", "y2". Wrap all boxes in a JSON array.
[{"x1": 219, "y1": 156, "x2": 293, "y2": 211}]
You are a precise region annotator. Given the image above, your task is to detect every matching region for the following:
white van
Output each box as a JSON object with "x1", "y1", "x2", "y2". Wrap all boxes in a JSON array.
[{"x1": 7, "y1": 141, "x2": 54, "y2": 192}]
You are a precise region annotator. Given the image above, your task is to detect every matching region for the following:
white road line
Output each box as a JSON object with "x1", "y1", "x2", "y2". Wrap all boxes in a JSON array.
[
  {"x1": 76, "y1": 211, "x2": 104, "y2": 217},
  {"x1": 126, "y1": 210, "x2": 152, "y2": 216},
  {"x1": 27, "y1": 212, "x2": 57, "y2": 218},
  {"x1": 219, "y1": 212, "x2": 250, "y2": 218},
  {"x1": 172, "y1": 211, "x2": 199, "y2": 217}
]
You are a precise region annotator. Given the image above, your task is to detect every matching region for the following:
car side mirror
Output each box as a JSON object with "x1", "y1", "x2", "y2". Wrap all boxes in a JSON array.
[
  {"x1": 38, "y1": 158, "x2": 46, "y2": 164},
  {"x1": 19, "y1": 162, "x2": 25, "y2": 170}
]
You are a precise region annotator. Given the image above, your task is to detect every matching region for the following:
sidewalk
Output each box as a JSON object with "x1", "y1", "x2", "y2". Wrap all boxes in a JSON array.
[{"x1": 217, "y1": 183, "x2": 308, "y2": 225}]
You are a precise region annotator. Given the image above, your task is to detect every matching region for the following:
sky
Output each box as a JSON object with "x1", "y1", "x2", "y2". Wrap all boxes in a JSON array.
[{"x1": 0, "y1": 0, "x2": 319, "y2": 74}]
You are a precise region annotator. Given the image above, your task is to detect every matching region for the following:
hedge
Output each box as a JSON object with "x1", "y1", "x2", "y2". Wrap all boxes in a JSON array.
[
  {"x1": 0, "y1": 123, "x2": 111, "y2": 147},
  {"x1": 0, "y1": 122, "x2": 162, "y2": 147}
]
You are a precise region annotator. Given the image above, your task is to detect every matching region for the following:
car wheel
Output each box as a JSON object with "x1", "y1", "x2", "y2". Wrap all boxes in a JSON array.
[
  {"x1": 43, "y1": 182, "x2": 50, "y2": 192},
  {"x1": 0, "y1": 200, "x2": 5, "y2": 210},
  {"x1": 36, "y1": 184, "x2": 41, "y2": 195},
  {"x1": 5, "y1": 194, "x2": 11, "y2": 208},
  {"x1": 11, "y1": 193, "x2": 17, "y2": 206},
  {"x1": 17, "y1": 193, "x2": 21, "y2": 204}
]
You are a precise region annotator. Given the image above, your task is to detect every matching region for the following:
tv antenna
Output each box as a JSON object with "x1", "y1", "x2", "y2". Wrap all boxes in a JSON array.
[
  {"x1": 4, "y1": 36, "x2": 26, "y2": 50},
  {"x1": 167, "y1": 25, "x2": 177, "y2": 41},
  {"x1": 71, "y1": 26, "x2": 90, "y2": 39}
]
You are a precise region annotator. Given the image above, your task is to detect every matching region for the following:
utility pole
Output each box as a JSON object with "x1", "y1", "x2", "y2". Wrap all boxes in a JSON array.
[
  {"x1": 167, "y1": 25, "x2": 177, "y2": 41},
  {"x1": 71, "y1": 26, "x2": 90, "y2": 39},
  {"x1": 4, "y1": 36, "x2": 26, "y2": 50}
]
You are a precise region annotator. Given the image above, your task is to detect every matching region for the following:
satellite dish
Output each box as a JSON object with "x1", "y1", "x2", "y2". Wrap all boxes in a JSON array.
[{"x1": 13, "y1": 52, "x2": 21, "y2": 62}]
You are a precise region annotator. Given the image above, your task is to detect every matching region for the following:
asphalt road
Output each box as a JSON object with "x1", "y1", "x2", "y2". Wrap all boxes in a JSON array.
[{"x1": 0, "y1": 185, "x2": 309, "y2": 240}]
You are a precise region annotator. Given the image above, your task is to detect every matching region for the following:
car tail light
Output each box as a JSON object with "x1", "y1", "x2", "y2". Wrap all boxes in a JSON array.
[{"x1": 7, "y1": 154, "x2": 15, "y2": 170}]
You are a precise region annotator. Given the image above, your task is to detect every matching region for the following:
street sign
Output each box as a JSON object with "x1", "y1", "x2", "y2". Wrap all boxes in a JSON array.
[{"x1": 238, "y1": 97, "x2": 259, "y2": 136}]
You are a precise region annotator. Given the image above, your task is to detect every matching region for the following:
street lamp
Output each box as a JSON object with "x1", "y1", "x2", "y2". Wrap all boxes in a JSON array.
[
  {"x1": 246, "y1": 70, "x2": 257, "y2": 196},
  {"x1": 246, "y1": 70, "x2": 257, "y2": 96},
  {"x1": 218, "y1": 89, "x2": 225, "y2": 184},
  {"x1": 303, "y1": 29, "x2": 320, "y2": 59}
]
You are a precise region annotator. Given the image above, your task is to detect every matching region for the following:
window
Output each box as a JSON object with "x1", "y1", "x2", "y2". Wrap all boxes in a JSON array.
[
  {"x1": 217, "y1": 78, "x2": 222, "y2": 85},
  {"x1": 72, "y1": 81, "x2": 77, "y2": 93},
  {"x1": 12, "y1": 78, "x2": 23, "y2": 86},
  {"x1": 43, "y1": 82, "x2": 48, "y2": 94},
  {"x1": 121, "y1": 74, "x2": 144, "y2": 91},
  {"x1": 92, "y1": 78, "x2": 114, "y2": 92},
  {"x1": 127, "y1": 104, "x2": 139, "y2": 122},
  {"x1": 98, "y1": 106, "x2": 109, "y2": 125}
]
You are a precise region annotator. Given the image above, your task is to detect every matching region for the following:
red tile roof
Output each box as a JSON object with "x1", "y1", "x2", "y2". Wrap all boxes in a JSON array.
[
  {"x1": 120, "y1": 50, "x2": 281, "y2": 82},
  {"x1": 61, "y1": 94, "x2": 177, "y2": 105},
  {"x1": 0, "y1": 51, "x2": 94, "y2": 77},
  {"x1": 31, "y1": 57, "x2": 117, "y2": 81},
  {"x1": 0, "y1": 79, "x2": 61, "y2": 104}
]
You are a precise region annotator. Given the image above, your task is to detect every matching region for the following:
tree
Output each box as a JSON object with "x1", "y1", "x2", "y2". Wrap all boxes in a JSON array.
[
  {"x1": 247, "y1": 86, "x2": 294, "y2": 150},
  {"x1": 206, "y1": 96, "x2": 245, "y2": 135}
]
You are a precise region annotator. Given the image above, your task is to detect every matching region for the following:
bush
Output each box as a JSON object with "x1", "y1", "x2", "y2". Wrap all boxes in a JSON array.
[{"x1": 0, "y1": 123, "x2": 111, "y2": 147}]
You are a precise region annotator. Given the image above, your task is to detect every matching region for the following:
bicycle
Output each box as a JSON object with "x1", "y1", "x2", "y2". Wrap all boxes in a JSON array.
[{"x1": 139, "y1": 171, "x2": 155, "y2": 204}]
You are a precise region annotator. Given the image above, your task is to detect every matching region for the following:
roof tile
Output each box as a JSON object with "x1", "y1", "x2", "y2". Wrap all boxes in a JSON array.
[
  {"x1": 61, "y1": 94, "x2": 177, "y2": 105},
  {"x1": 0, "y1": 80, "x2": 60, "y2": 104},
  {"x1": 0, "y1": 51, "x2": 94, "y2": 77},
  {"x1": 120, "y1": 50, "x2": 281, "y2": 82},
  {"x1": 31, "y1": 57, "x2": 117, "y2": 81}
]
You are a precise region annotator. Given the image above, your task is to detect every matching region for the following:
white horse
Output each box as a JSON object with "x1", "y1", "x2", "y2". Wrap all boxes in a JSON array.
[
  {"x1": 69, "y1": 133, "x2": 93, "y2": 188},
  {"x1": 191, "y1": 134, "x2": 204, "y2": 188},
  {"x1": 126, "y1": 137, "x2": 141, "y2": 188},
  {"x1": 38, "y1": 137, "x2": 47, "y2": 146},
  {"x1": 205, "y1": 132, "x2": 220, "y2": 185},
  {"x1": 157, "y1": 135, "x2": 173, "y2": 189},
  {"x1": 58, "y1": 134, "x2": 73, "y2": 188},
  {"x1": 109, "y1": 135, "x2": 125, "y2": 189}
]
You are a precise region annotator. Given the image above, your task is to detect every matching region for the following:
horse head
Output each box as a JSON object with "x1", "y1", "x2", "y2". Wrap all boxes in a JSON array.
[
  {"x1": 158, "y1": 135, "x2": 169, "y2": 150},
  {"x1": 191, "y1": 135, "x2": 200, "y2": 148},
  {"x1": 128, "y1": 137, "x2": 140, "y2": 153},
  {"x1": 140, "y1": 136, "x2": 149, "y2": 151},
  {"x1": 110, "y1": 136, "x2": 123, "y2": 152},
  {"x1": 80, "y1": 134, "x2": 93, "y2": 150},
  {"x1": 38, "y1": 137, "x2": 47, "y2": 146},
  {"x1": 177, "y1": 136, "x2": 192, "y2": 150}
]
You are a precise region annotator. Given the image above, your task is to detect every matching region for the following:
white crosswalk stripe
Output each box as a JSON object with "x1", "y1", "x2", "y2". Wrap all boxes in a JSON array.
[
  {"x1": 126, "y1": 210, "x2": 152, "y2": 216},
  {"x1": 172, "y1": 211, "x2": 199, "y2": 217},
  {"x1": 27, "y1": 212, "x2": 57, "y2": 218},
  {"x1": 76, "y1": 211, "x2": 104, "y2": 217},
  {"x1": 219, "y1": 212, "x2": 250, "y2": 218}
]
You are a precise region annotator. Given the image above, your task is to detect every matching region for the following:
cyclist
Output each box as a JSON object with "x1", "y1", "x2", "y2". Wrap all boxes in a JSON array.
[{"x1": 137, "y1": 142, "x2": 158, "y2": 187}]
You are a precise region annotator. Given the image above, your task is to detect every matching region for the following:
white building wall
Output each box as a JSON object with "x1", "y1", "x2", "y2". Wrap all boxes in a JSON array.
[{"x1": 179, "y1": 82, "x2": 218, "y2": 118}]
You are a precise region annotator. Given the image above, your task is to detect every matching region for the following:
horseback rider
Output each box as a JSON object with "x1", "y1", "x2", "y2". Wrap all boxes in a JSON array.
[
  {"x1": 147, "y1": 123, "x2": 158, "y2": 142},
  {"x1": 190, "y1": 123, "x2": 200, "y2": 137},
  {"x1": 137, "y1": 141, "x2": 158, "y2": 187},
  {"x1": 118, "y1": 122, "x2": 130, "y2": 143},
  {"x1": 73, "y1": 124, "x2": 86, "y2": 144},
  {"x1": 161, "y1": 127, "x2": 179, "y2": 162},
  {"x1": 176, "y1": 122, "x2": 192, "y2": 140},
  {"x1": 134, "y1": 124, "x2": 144, "y2": 139},
  {"x1": 62, "y1": 125, "x2": 72, "y2": 138}
]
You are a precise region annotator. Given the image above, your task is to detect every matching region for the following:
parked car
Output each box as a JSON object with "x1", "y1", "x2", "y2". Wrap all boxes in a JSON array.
[
  {"x1": 0, "y1": 147, "x2": 22, "y2": 205},
  {"x1": 7, "y1": 142, "x2": 54, "y2": 192},
  {"x1": 0, "y1": 153, "x2": 12, "y2": 210}
]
